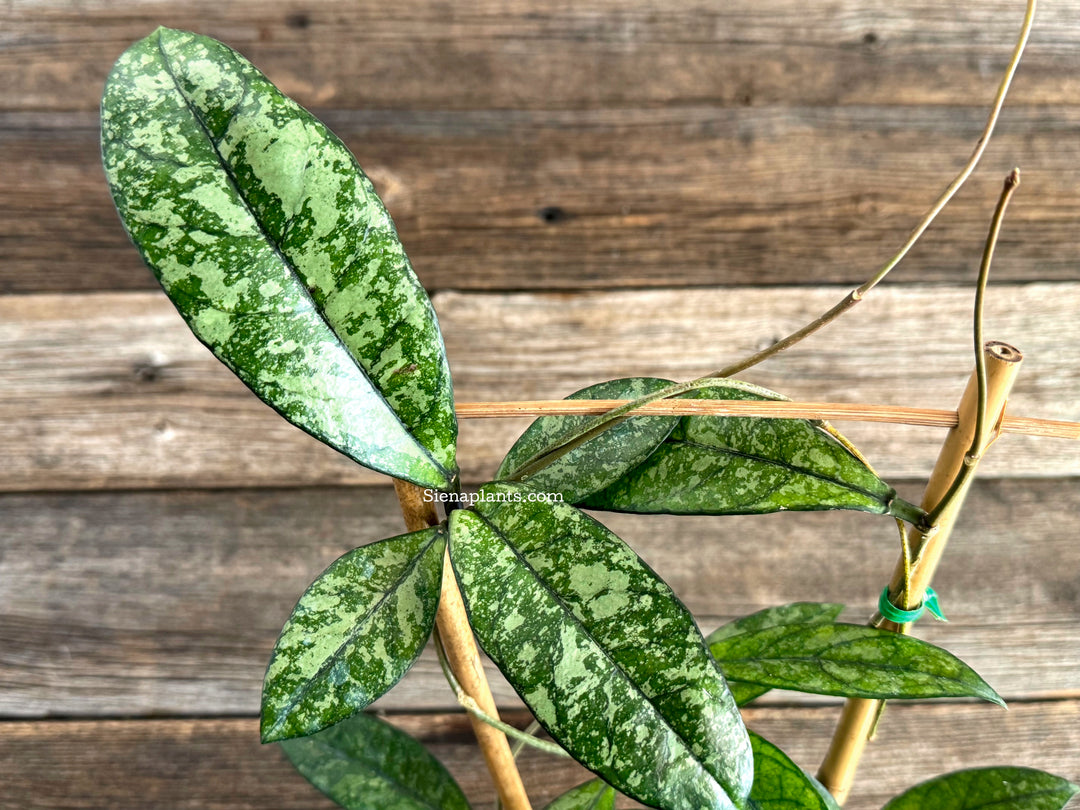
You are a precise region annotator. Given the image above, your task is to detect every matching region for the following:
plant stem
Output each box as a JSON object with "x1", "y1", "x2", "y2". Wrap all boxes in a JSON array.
[
  {"x1": 816, "y1": 342, "x2": 1023, "y2": 804},
  {"x1": 925, "y1": 169, "x2": 1021, "y2": 527},
  {"x1": 392, "y1": 480, "x2": 534, "y2": 810},
  {"x1": 707, "y1": 0, "x2": 1036, "y2": 380}
]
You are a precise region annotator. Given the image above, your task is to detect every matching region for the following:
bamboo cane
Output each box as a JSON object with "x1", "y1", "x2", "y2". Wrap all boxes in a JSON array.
[
  {"x1": 816, "y1": 342, "x2": 1023, "y2": 804},
  {"x1": 393, "y1": 479, "x2": 533, "y2": 810}
]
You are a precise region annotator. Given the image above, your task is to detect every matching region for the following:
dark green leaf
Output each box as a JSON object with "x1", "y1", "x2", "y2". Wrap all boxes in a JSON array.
[
  {"x1": 449, "y1": 482, "x2": 753, "y2": 810},
  {"x1": 581, "y1": 382, "x2": 915, "y2": 520},
  {"x1": 708, "y1": 603, "x2": 846, "y2": 645},
  {"x1": 497, "y1": 377, "x2": 680, "y2": 502},
  {"x1": 543, "y1": 779, "x2": 618, "y2": 810},
  {"x1": 748, "y1": 731, "x2": 840, "y2": 810},
  {"x1": 262, "y1": 527, "x2": 445, "y2": 742},
  {"x1": 882, "y1": 767, "x2": 1080, "y2": 810},
  {"x1": 709, "y1": 622, "x2": 1004, "y2": 706},
  {"x1": 281, "y1": 711, "x2": 471, "y2": 810},
  {"x1": 102, "y1": 28, "x2": 457, "y2": 489},
  {"x1": 707, "y1": 604, "x2": 846, "y2": 707}
]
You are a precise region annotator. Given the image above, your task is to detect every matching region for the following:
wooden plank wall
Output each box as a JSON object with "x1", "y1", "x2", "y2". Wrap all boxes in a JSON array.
[{"x1": 2, "y1": 1, "x2": 1078, "y2": 807}]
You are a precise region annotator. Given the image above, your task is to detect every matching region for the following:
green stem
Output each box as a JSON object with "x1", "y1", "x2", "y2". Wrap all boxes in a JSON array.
[
  {"x1": 705, "y1": 0, "x2": 1036, "y2": 380},
  {"x1": 433, "y1": 627, "x2": 570, "y2": 759},
  {"x1": 925, "y1": 169, "x2": 1021, "y2": 528}
]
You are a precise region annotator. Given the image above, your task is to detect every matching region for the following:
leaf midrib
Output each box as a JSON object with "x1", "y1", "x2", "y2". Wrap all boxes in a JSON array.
[
  {"x1": 464, "y1": 505, "x2": 738, "y2": 806},
  {"x1": 663, "y1": 435, "x2": 890, "y2": 505},
  {"x1": 263, "y1": 529, "x2": 442, "y2": 740},
  {"x1": 714, "y1": 626, "x2": 991, "y2": 698},
  {"x1": 152, "y1": 31, "x2": 448, "y2": 482}
]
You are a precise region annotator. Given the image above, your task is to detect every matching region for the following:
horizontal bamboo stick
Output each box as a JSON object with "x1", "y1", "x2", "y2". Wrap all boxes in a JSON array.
[{"x1": 453, "y1": 400, "x2": 1077, "y2": 440}]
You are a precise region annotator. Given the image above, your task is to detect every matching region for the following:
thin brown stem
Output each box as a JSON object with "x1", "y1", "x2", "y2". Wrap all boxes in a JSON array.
[{"x1": 708, "y1": 0, "x2": 1036, "y2": 381}]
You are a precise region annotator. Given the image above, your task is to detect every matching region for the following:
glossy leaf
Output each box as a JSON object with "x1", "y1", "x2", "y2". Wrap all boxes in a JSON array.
[
  {"x1": 748, "y1": 731, "x2": 840, "y2": 810},
  {"x1": 262, "y1": 527, "x2": 445, "y2": 742},
  {"x1": 497, "y1": 377, "x2": 679, "y2": 501},
  {"x1": 707, "y1": 603, "x2": 846, "y2": 706},
  {"x1": 709, "y1": 621, "x2": 1004, "y2": 706},
  {"x1": 102, "y1": 28, "x2": 457, "y2": 489},
  {"x1": 449, "y1": 482, "x2": 753, "y2": 810},
  {"x1": 281, "y1": 711, "x2": 472, "y2": 810},
  {"x1": 882, "y1": 767, "x2": 1080, "y2": 810},
  {"x1": 581, "y1": 382, "x2": 914, "y2": 519},
  {"x1": 543, "y1": 779, "x2": 618, "y2": 810}
]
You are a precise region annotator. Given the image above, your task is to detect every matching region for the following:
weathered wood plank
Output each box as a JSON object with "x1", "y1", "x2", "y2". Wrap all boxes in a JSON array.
[
  {"x1": 0, "y1": 287, "x2": 1076, "y2": 491},
  {"x1": 1, "y1": 704, "x2": 1077, "y2": 809},
  {"x1": 2, "y1": 481, "x2": 1077, "y2": 717},
  {"x1": 3, "y1": 0, "x2": 1078, "y2": 113},
  {"x1": 4, "y1": 106, "x2": 1080, "y2": 293}
]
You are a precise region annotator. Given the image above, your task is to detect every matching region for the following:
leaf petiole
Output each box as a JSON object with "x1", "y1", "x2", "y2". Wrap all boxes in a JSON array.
[{"x1": 432, "y1": 627, "x2": 571, "y2": 759}]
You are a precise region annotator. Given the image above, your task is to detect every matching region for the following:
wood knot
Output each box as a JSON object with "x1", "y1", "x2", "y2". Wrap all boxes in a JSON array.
[{"x1": 537, "y1": 206, "x2": 569, "y2": 224}]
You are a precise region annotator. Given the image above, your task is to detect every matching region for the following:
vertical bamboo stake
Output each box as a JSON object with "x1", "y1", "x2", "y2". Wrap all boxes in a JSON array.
[
  {"x1": 393, "y1": 479, "x2": 533, "y2": 810},
  {"x1": 816, "y1": 342, "x2": 1023, "y2": 804}
]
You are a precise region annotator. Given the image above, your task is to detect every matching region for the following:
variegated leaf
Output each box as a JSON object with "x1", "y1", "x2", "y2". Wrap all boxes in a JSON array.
[
  {"x1": 707, "y1": 603, "x2": 845, "y2": 706},
  {"x1": 882, "y1": 767, "x2": 1080, "y2": 810},
  {"x1": 582, "y1": 382, "x2": 920, "y2": 522},
  {"x1": 709, "y1": 621, "x2": 1004, "y2": 706},
  {"x1": 449, "y1": 483, "x2": 753, "y2": 810},
  {"x1": 102, "y1": 28, "x2": 457, "y2": 489},
  {"x1": 497, "y1": 377, "x2": 679, "y2": 501},
  {"x1": 261, "y1": 527, "x2": 445, "y2": 742},
  {"x1": 281, "y1": 711, "x2": 472, "y2": 810}
]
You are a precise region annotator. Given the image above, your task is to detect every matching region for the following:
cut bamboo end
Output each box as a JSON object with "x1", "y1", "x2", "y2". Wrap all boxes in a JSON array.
[
  {"x1": 393, "y1": 480, "x2": 533, "y2": 810},
  {"x1": 817, "y1": 342, "x2": 1023, "y2": 804},
  {"x1": 889, "y1": 341, "x2": 1024, "y2": 603}
]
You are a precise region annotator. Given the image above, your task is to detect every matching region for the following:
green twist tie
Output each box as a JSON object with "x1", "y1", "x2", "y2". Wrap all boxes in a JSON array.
[{"x1": 878, "y1": 587, "x2": 948, "y2": 624}]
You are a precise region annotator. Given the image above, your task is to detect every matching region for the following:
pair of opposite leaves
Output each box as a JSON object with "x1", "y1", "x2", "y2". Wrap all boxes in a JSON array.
[{"x1": 102, "y1": 28, "x2": 934, "y2": 810}]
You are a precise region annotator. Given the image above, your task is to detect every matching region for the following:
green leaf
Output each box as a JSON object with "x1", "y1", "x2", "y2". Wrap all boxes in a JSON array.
[
  {"x1": 709, "y1": 621, "x2": 1004, "y2": 706},
  {"x1": 882, "y1": 767, "x2": 1080, "y2": 810},
  {"x1": 708, "y1": 603, "x2": 846, "y2": 645},
  {"x1": 581, "y1": 382, "x2": 914, "y2": 519},
  {"x1": 497, "y1": 377, "x2": 680, "y2": 501},
  {"x1": 281, "y1": 711, "x2": 471, "y2": 810},
  {"x1": 707, "y1": 603, "x2": 846, "y2": 707},
  {"x1": 543, "y1": 779, "x2": 618, "y2": 810},
  {"x1": 261, "y1": 527, "x2": 445, "y2": 742},
  {"x1": 101, "y1": 28, "x2": 457, "y2": 490},
  {"x1": 449, "y1": 482, "x2": 753, "y2": 810},
  {"x1": 748, "y1": 731, "x2": 840, "y2": 810}
]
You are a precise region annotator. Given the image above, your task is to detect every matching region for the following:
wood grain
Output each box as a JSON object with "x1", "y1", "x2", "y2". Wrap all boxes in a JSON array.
[
  {"x1": 4, "y1": 105, "x2": 1080, "y2": 293},
  {"x1": 2, "y1": 481, "x2": 1077, "y2": 718},
  {"x1": 5, "y1": 0, "x2": 1079, "y2": 113},
  {"x1": 1, "y1": 703, "x2": 1076, "y2": 809},
  {"x1": 1, "y1": 286, "x2": 1076, "y2": 491}
]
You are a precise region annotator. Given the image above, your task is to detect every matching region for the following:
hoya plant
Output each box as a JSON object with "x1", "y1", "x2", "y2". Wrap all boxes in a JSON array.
[{"x1": 100, "y1": 11, "x2": 1077, "y2": 810}]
